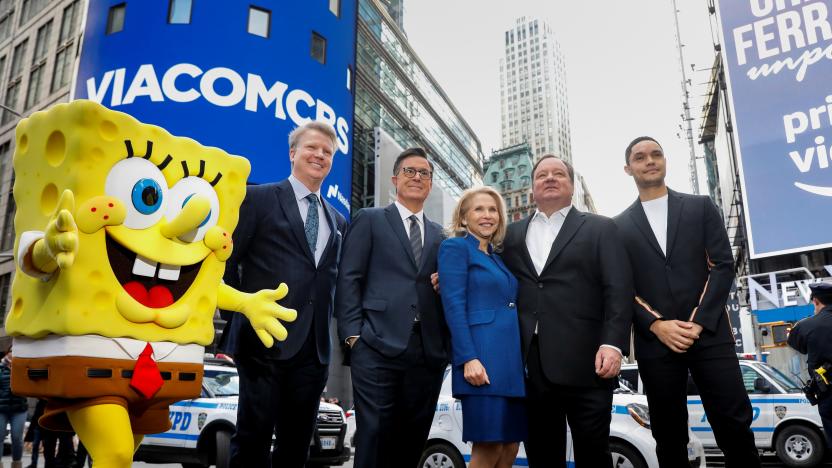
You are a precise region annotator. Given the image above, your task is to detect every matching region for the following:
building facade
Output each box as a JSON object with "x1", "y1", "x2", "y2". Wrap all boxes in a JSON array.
[
  {"x1": 0, "y1": 0, "x2": 83, "y2": 346},
  {"x1": 351, "y1": 0, "x2": 483, "y2": 211},
  {"x1": 499, "y1": 15, "x2": 572, "y2": 163}
]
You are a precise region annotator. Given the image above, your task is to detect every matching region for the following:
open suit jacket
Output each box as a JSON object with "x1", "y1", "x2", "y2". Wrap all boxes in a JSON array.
[
  {"x1": 335, "y1": 203, "x2": 449, "y2": 367},
  {"x1": 220, "y1": 179, "x2": 347, "y2": 364},
  {"x1": 613, "y1": 189, "x2": 735, "y2": 359},
  {"x1": 501, "y1": 207, "x2": 633, "y2": 388}
]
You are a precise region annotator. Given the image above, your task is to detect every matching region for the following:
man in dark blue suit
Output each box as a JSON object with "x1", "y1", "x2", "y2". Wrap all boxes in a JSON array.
[
  {"x1": 221, "y1": 121, "x2": 347, "y2": 468},
  {"x1": 336, "y1": 147, "x2": 449, "y2": 468}
]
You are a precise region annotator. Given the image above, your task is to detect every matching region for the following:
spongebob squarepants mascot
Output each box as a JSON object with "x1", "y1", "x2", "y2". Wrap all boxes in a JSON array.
[{"x1": 6, "y1": 100, "x2": 296, "y2": 468}]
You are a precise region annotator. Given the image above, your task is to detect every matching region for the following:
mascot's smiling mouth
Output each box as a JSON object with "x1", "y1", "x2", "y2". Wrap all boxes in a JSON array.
[{"x1": 106, "y1": 234, "x2": 201, "y2": 308}]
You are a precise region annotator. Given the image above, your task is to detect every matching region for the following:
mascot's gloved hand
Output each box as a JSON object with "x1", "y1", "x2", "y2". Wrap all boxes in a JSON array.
[
  {"x1": 217, "y1": 282, "x2": 297, "y2": 348},
  {"x1": 33, "y1": 189, "x2": 78, "y2": 273}
]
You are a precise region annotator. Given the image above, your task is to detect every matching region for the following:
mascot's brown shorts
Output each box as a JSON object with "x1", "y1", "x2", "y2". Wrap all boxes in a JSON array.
[{"x1": 12, "y1": 356, "x2": 203, "y2": 434}]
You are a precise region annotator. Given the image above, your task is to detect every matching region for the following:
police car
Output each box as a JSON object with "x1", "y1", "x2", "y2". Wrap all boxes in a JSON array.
[
  {"x1": 620, "y1": 359, "x2": 828, "y2": 467},
  {"x1": 134, "y1": 360, "x2": 350, "y2": 467},
  {"x1": 418, "y1": 367, "x2": 706, "y2": 468}
]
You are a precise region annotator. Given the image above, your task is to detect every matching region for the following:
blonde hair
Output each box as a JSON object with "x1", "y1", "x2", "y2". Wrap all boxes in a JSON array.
[
  {"x1": 448, "y1": 186, "x2": 507, "y2": 248},
  {"x1": 288, "y1": 121, "x2": 338, "y2": 151}
]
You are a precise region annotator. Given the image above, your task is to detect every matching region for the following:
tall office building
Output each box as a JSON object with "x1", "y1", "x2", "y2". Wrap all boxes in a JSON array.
[{"x1": 499, "y1": 16, "x2": 572, "y2": 163}]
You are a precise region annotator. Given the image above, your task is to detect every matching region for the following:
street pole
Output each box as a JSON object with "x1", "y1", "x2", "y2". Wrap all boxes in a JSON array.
[{"x1": 672, "y1": 0, "x2": 700, "y2": 195}]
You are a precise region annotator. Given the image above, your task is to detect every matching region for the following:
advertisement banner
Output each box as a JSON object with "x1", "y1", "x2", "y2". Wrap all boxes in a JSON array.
[
  {"x1": 726, "y1": 281, "x2": 744, "y2": 353},
  {"x1": 73, "y1": 0, "x2": 356, "y2": 217},
  {"x1": 716, "y1": 0, "x2": 832, "y2": 257}
]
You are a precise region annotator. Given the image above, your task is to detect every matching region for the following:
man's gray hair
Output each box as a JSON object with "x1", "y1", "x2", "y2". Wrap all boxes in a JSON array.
[{"x1": 288, "y1": 121, "x2": 338, "y2": 151}]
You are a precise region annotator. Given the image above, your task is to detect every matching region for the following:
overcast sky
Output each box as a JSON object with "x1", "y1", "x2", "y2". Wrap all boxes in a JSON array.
[{"x1": 403, "y1": 0, "x2": 718, "y2": 216}]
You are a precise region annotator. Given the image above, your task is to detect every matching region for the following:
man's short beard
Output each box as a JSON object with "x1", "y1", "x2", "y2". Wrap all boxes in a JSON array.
[{"x1": 636, "y1": 176, "x2": 665, "y2": 189}]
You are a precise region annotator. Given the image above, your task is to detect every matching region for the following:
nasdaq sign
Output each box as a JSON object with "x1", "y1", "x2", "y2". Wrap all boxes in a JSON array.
[
  {"x1": 73, "y1": 1, "x2": 356, "y2": 217},
  {"x1": 716, "y1": 0, "x2": 832, "y2": 257}
]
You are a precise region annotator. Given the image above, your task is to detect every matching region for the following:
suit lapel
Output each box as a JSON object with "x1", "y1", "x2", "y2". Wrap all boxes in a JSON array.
[
  {"x1": 628, "y1": 199, "x2": 666, "y2": 260},
  {"x1": 517, "y1": 216, "x2": 538, "y2": 278},
  {"x1": 384, "y1": 204, "x2": 418, "y2": 269},
  {"x1": 276, "y1": 180, "x2": 315, "y2": 264},
  {"x1": 665, "y1": 189, "x2": 684, "y2": 260},
  {"x1": 317, "y1": 198, "x2": 339, "y2": 266},
  {"x1": 542, "y1": 207, "x2": 585, "y2": 273},
  {"x1": 419, "y1": 215, "x2": 439, "y2": 272}
]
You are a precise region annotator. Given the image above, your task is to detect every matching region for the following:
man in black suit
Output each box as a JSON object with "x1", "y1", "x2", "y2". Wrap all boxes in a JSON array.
[
  {"x1": 501, "y1": 155, "x2": 633, "y2": 467},
  {"x1": 614, "y1": 136, "x2": 759, "y2": 467},
  {"x1": 336, "y1": 147, "x2": 449, "y2": 468},
  {"x1": 221, "y1": 121, "x2": 347, "y2": 468}
]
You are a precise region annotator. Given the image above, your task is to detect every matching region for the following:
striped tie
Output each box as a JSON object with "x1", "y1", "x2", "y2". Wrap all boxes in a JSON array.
[{"x1": 408, "y1": 215, "x2": 422, "y2": 265}]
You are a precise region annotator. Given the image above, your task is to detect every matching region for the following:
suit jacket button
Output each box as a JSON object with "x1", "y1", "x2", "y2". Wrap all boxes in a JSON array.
[
  {"x1": 410, "y1": 304, "x2": 416, "y2": 309},
  {"x1": 665, "y1": 265, "x2": 672, "y2": 272},
  {"x1": 308, "y1": 300, "x2": 313, "y2": 305},
  {"x1": 537, "y1": 283, "x2": 543, "y2": 289}
]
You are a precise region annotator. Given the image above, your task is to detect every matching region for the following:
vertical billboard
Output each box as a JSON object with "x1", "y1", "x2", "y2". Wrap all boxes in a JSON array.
[
  {"x1": 716, "y1": 0, "x2": 832, "y2": 257},
  {"x1": 73, "y1": 1, "x2": 356, "y2": 217}
]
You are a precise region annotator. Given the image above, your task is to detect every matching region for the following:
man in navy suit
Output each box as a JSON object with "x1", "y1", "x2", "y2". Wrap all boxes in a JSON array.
[
  {"x1": 221, "y1": 121, "x2": 347, "y2": 468},
  {"x1": 336, "y1": 147, "x2": 450, "y2": 468}
]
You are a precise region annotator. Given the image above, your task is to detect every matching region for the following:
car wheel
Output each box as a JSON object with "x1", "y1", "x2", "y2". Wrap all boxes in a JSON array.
[
  {"x1": 419, "y1": 442, "x2": 466, "y2": 468},
  {"x1": 776, "y1": 425, "x2": 825, "y2": 467},
  {"x1": 610, "y1": 440, "x2": 648, "y2": 468},
  {"x1": 215, "y1": 429, "x2": 232, "y2": 468}
]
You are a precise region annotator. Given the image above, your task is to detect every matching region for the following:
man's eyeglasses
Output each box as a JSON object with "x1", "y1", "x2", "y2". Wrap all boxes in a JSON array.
[{"x1": 398, "y1": 167, "x2": 433, "y2": 180}]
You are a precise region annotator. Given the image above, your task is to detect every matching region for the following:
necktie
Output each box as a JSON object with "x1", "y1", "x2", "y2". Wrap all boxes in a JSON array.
[
  {"x1": 130, "y1": 343, "x2": 163, "y2": 399},
  {"x1": 305, "y1": 194, "x2": 319, "y2": 256},
  {"x1": 409, "y1": 215, "x2": 422, "y2": 265}
]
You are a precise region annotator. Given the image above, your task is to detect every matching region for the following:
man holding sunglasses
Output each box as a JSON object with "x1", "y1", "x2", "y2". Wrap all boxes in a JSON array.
[{"x1": 336, "y1": 147, "x2": 449, "y2": 468}]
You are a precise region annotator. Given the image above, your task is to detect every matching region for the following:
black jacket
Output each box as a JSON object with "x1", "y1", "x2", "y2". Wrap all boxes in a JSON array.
[
  {"x1": 614, "y1": 189, "x2": 735, "y2": 359},
  {"x1": 0, "y1": 365, "x2": 27, "y2": 415},
  {"x1": 502, "y1": 207, "x2": 633, "y2": 387},
  {"x1": 220, "y1": 179, "x2": 347, "y2": 364},
  {"x1": 788, "y1": 306, "x2": 832, "y2": 372}
]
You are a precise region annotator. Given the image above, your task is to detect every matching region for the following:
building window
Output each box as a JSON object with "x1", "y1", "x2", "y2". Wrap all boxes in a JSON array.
[
  {"x1": 0, "y1": 173, "x2": 14, "y2": 252},
  {"x1": 311, "y1": 32, "x2": 326, "y2": 64},
  {"x1": 51, "y1": 1, "x2": 79, "y2": 93},
  {"x1": 19, "y1": 0, "x2": 49, "y2": 27},
  {"x1": 106, "y1": 3, "x2": 126, "y2": 34},
  {"x1": 0, "y1": 9, "x2": 12, "y2": 43},
  {"x1": 2, "y1": 40, "x2": 27, "y2": 125},
  {"x1": 247, "y1": 6, "x2": 270, "y2": 38},
  {"x1": 490, "y1": 172, "x2": 498, "y2": 183},
  {"x1": 0, "y1": 273, "x2": 10, "y2": 320},
  {"x1": 25, "y1": 20, "x2": 51, "y2": 110},
  {"x1": 329, "y1": 0, "x2": 340, "y2": 17},
  {"x1": 167, "y1": 0, "x2": 192, "y2": 24}
]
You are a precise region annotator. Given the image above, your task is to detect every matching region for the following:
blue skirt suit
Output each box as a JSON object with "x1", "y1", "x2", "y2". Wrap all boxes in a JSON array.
[{"x1": 438, "y1": 234, "x2": 527, "y2": 442}]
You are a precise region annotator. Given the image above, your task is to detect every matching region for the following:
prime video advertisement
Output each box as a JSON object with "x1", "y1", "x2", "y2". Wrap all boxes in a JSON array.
[
  {"x1": 716, "y1": 0, "x2": 832, "y2": 258},
  {"x1": 73, "y1": 1, "x2": 356, "y2": 217}
]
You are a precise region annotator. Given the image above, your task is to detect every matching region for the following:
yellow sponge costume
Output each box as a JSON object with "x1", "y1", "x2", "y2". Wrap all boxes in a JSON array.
[{"x1": 7, "y1": 100, "x2": 295, "y2": 468}]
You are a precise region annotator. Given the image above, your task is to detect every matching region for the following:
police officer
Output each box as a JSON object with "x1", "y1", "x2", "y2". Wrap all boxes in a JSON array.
[{"x1": 788, "y1": 282, "x2": 832, "y2": 446}]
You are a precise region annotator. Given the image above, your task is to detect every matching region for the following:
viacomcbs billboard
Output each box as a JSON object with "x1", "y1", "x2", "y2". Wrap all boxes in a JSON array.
[
  {"x1": 716, "y1": 0, "x2": 832, "y2": 258},
  {"x1": 73, "y1": 1, "x2": 357, "y2": 217}
]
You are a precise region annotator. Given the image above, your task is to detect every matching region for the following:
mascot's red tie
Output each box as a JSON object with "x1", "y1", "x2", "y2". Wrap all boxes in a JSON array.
[{"x1": 130, "y1": 343, "x2": 164, "y2": 398}]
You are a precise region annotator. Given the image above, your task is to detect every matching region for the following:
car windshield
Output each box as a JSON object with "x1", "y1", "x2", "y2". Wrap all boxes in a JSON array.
[
  {"x1": 204, "y1": 369, "x2": 239, "y2": 397},
  {"x1": 757, "y1": 364, "x2": 803, "y2": 392}
]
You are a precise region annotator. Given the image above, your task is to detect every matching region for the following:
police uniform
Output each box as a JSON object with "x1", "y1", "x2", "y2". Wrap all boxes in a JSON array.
[{"x1": 787, "y1": 282, "x2": 832, "y2": 446}]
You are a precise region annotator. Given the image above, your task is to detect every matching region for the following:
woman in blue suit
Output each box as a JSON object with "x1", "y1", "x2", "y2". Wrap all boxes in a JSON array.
[{"x1": 438, "y1": 186, "x2": 526, "y2": 468}]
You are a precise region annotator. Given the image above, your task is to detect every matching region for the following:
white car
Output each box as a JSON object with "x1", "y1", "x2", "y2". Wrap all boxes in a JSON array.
[
  {"x1": 620, "y1": 359, "x2": 828, "y2": 467},
  {"x1": 418, "y1": 367, "x2": 705, "y2": 468},
  {"x1": 134, "y1": 360, "x2": 350, "y2": 468}
]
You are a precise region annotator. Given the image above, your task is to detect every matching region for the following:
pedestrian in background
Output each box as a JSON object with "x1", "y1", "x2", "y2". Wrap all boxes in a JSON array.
[
  {"x1": 787, "y1": 282, "x2": 832, "y2": 447},
  {"x1": 0, "y1": 347, "x2": 28, "y2": 468},
  {"x1": 438, "y1": 186, "x2": 526, "y2": 468}
]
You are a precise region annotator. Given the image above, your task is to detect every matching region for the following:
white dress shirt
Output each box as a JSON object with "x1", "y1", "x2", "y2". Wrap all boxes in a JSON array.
[
  {"x1": 525, "y1": 205, "x2": 571, "y2": 276},
  {"x1": 394, "y1": 200, "x2": 424, "y2": 247},
  {"x1": 641, "y1": 194, "x2": 668, "y2": 256},
  {"x1": 289, "y1": 175, "x2": 331, "y2": 266}
]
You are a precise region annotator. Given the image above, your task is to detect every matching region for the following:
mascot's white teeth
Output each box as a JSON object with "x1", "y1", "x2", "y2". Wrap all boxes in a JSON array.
[
  {"x1": 131, "y1": 256, "x2": 182, "y2": 281},
  {"x1": 132, "y1": 255, "x2": 157, "y2": 277}
]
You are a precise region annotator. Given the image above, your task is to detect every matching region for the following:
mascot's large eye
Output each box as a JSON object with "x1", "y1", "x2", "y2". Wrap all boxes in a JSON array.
[
  {"x1": 166, "y1": 176, "x2": 220, "y2": 242},
  {"x1": 105, "y1": 158, "x2": 169, "y2": 229}
]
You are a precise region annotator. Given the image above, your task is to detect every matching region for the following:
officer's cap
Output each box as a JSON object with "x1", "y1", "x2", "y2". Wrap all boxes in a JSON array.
[{"x1": 809, "y1": 282, "x2": 832, "y2": 302}]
